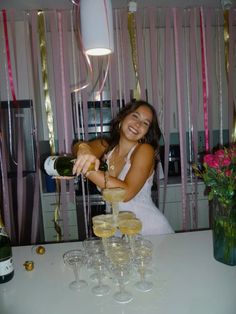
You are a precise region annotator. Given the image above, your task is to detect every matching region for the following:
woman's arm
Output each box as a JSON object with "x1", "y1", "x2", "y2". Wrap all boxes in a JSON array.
[
  {"x1": 85, "y1": 143, "x2": 155, "y2": 202},
  {"x1": 72, "y1": 138, "x2": 108, "y2": 175}
]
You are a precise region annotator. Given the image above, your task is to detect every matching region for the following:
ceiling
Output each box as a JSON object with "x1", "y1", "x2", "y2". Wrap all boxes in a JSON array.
[{"x1": 0, "y1": 0, "x2": 235, "y2": 10}]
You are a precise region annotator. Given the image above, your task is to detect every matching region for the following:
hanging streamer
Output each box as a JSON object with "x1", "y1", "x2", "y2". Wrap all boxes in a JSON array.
[
  {"x1": 72, "y1": 4, "x2": 93, "y2": 92},
  {"x1": 216, "y1": 11, "x2": 224, "y2": 146},
  {"x1": 224, "y1": 9, "x2": 236, "y2": 142},
  {"x1": 37, "y1": 11, "x2": 56, "y2": 155},
  {"x1": 128, "y1": 2, "x2": 141, "y2": 100},
  {"x1": 173, "y1": 8, "x2": 189, "y2": 230},
  {"x1": 223, "y1": 10, "x2": 229, "y2": 79},
  {"x1": 2, "y1": 9, "x2": 25, "y2": 242},
  {"x1": 2, "y1": 10, "x2": 17, "y2": 103},
  {"x1": 38, "y1": 11, "x2": 63, "y2": 240},
  {"x1": 199, "y1": 8, "x2": 209, "y2": 152}
]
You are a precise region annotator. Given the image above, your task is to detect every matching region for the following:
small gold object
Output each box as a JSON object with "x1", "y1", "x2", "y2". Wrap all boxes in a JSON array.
[
  {"x1": 36, "y1": 245, "x2": 46, "y2": 255},
  {"x1": 23, "y1": 261, "x2": 34, "y2": 271}
]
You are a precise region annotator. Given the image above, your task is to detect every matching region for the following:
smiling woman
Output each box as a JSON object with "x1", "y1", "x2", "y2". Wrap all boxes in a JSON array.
[{"x1": 72, "y1": 100, "x2": 174, "y2": 235}]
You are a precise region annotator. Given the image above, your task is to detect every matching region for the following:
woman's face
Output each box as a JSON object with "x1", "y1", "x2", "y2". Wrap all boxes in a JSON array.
[{"x1": 120, "y1": 105, "x2": 153, "y2": 142}]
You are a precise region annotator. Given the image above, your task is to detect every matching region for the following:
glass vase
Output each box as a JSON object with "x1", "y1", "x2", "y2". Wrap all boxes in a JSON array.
[{"x1": 212, "y1": 199, "x2": 236, "y2": 266}]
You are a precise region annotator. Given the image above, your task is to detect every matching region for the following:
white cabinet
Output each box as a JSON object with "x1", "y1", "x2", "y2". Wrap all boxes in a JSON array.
[
  {"x1": 40, "y1": 192, "x2": 78, "y2": 242},
  {"x1": 159, "y1": 181, "x2": 209, "y2": 232}
]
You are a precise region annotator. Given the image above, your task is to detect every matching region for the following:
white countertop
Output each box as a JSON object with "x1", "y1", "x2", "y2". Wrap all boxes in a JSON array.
[{"x1": 0, "y1": 230, "x2": 235, "y2": 314}]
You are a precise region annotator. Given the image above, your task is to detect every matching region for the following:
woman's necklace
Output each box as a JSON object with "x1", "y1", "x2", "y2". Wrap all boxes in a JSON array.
[
  {"x1": 108, "y1": 147, "x2": 126, "y2": 174},
  {"x1": 108, "y1": 144, "x2": 137, "y2": 175}
]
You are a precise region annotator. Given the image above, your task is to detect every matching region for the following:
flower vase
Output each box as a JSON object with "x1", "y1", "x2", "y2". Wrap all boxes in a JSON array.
[{"x1": 212, "y1": 199, "x2": 236, "y2": 266}]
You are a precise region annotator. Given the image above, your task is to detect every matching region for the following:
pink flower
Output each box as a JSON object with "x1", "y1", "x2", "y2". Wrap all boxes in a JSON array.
[
  {"x1": 225, "y1": 169, "x2": 232, "y2": 177},
  {"x1": 215, "y1": 149, "x2": 225, "y2": 159},
  {"x1": 221, "y1": 156, "x2": 231, "y2": 167},
  {"x1": 204, "y1": 154, "x2": 214, "y2": 164},
  {"x1": 204, "y1": 154, "x2": 220, "y2": 169}
]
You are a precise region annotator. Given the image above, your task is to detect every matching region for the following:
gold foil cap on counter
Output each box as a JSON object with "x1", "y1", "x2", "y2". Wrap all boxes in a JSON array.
[
  {"x1": 23, "y1": 261, "x2": 34, "y2": 271},
  {"x1": 36, "y1": 245, "x2": 46, "y2": 255}
]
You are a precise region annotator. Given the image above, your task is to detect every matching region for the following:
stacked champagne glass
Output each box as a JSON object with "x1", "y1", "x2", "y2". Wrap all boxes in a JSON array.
[
  {"x1": 91, "y1": 188, "x2": 154, "y2": 302},
  {"x1": 63, "y1": 187, "x2": 155, "y2": 303}
]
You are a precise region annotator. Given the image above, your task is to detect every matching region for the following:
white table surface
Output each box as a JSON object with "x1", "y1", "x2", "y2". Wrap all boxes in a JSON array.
[{"x1": 0, "y1": 230, "x2": 235, "y2": 314}]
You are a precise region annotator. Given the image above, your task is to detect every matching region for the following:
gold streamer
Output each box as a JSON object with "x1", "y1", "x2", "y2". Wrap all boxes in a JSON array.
[
  {"x1": 223, "y1": 10, "x2": 236, "y2": 141},
  {"x1": 128, "y1": 10, "x2": 141, "y2": 100},
  {"x1": 38, "y1": 11, "x2": 62, "y2": 240},
  {"x1": 38, "y1": 11, "x2": 56, "y2": 154}
]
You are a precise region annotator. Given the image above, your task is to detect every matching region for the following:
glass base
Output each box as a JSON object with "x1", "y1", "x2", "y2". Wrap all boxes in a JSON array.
[
  {"x1": 91, "y1": 284, "x2": 110, "y2": 296},
  {"x1": 69, "y1": 280, "x2": 88, "y2": 291},
  {"x1": 113, "y1": 290, "x2": 133, "y2": 304},
  {"x1": 135, "y1": 280, "x2": 153, "y2": 292}
]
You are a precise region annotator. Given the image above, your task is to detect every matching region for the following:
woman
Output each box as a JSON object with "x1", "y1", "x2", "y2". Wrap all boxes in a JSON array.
[{"x1": 72, "y1": 100, "x2": 174, "y2": 235}]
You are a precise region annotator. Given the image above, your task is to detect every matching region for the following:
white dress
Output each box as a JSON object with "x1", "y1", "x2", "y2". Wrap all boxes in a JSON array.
[{"x1": 106, "y1": 145, "x2": 174, "y2": 236}]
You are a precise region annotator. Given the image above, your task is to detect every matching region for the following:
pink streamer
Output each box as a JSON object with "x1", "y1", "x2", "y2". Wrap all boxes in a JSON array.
[
  {"x1": 10, "y1": 9, "x2": 19, "y2": 94},
  {"x1": 149, "y1": 8, "x2": 159, "y2": 112},
  {"x1": 50, "y1": 11, "x2": 70, "y2": 241},
  {"x1": 205, "y1": 8, "x2": 213, "y2": 150},
  {"x1": 109, "y1": 41, "x2": 118, "y2": 117},
  {"x1": 58, "y1": 12, "x2": 69, "y2": 153},
  {"x1": 173, "y1": 8, "x2": 189, "y2": 230},
  {"x1": 121, "y1": 9, "x2": 130, "y2": 103},
  {"x1": 228, "y1": 9, "x2": 236, "y2": 143},
  {"x1": 189, "y1": 8, "x2": 199, "y2": 229},
  {"x1": 163, "y1": 8, "x2": 172, "y2": 214},
  {"x1": 2, "y1": 10, "x2": 17, "y2": 103},
  {"x1": 2, "y1": 9, "x2": 25, "y2": 242},
  {"x1": 29, "y1": 11, "x2": 43, "y2": 243},
  {"x1": 199, "y1": 8, "x2": 209, "y2": 152}
]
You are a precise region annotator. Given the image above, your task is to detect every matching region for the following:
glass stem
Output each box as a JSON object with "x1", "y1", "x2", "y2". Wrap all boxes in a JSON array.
[
  {"x1": 128, "y1": 235, "x2": 135, "y2": 255},
  {"x1": 72, "y1": 262, "x2": 79, "y2": 283},
  {"x1": 102, "y1": 237, "x2": 108, "y2": 256},
  {"x1": 97, "y1": 266, "x2": 103, "y2": 286},
  {"x1": 112, "y1": 202, "x2": 119, "y2": 225},
  {"x1": 119, "y1": 270, "x2": 125, "y2": 292},
  {"x1": 139, "y1": 266, "x2": 145, "y2": 282}
]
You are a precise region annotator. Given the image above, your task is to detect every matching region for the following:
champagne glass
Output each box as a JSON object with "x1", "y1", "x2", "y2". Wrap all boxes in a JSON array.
[
  {"x1": 117, "y1": 211, "x2": 136, "y2": 222},
  {"x1": 63, "y1": 249, "x2": 88, "y2": 291},
  {"x1": 107, "y1": 238, "x2": 133, "y2": 303},
  {"x1": 133, "y1": 239, "x2": 154, "y2": 292},
  {"x1": 91, "y1": 251, "x2": 110, "y2": 296},
  {"x1": 82, "y1": 237, "x2": 103, "y2": 273},
  {"x1": 102, "y1": 188, "x2": 126, "y2": 225},
  {"x1": 118, "y1": 218, "x2": 142, "y2": 254},
  {"x1": 93, "y1": 221, "x2": 116, "y2": 256}
]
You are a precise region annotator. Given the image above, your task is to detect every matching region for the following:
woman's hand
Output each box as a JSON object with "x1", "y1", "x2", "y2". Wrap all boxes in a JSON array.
[
  {"x1": 72, "y1": 140, "x2": 107, "y2": 176},
  {"x1": 72, "y1": 153, "x2": 100, "y2": 176}
]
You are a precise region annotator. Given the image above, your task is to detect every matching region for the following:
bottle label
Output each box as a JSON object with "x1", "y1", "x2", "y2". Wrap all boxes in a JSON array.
[
  {"x1": 44, "y1": 156, "x2": 60, "y2": 176},
  {"x1": 0, "y1": 257, "x2": 13, "y2": 276}
]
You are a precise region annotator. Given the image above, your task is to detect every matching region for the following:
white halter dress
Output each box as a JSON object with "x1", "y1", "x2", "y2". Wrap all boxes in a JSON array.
[{"x1": 106, "y1": 145, "x2": 174, "y2": 236}]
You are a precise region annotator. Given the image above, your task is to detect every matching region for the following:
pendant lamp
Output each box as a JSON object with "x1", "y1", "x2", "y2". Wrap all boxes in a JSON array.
[{"x1": 80, "y1": 0, "x2": 114, "y2": 56}]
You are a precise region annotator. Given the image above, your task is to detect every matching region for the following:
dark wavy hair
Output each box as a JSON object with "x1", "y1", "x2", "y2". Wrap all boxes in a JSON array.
[{"x1": 105, "y1": 100, "x2": 162, "y2": 158}]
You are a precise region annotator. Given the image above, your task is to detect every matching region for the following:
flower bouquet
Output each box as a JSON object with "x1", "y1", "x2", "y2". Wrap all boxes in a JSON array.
[{"x1": 193, "y1": 144, "x2": 236, "y2": 265}]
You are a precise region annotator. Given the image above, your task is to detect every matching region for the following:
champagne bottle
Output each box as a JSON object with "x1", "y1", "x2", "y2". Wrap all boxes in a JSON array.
[
  {"x1": 44, "y1": 155, "x2": 108, "y2": 177},
  {"x1": 0, "y1": 215, "x2": 14, "y2": 284}
]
